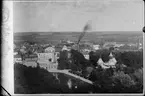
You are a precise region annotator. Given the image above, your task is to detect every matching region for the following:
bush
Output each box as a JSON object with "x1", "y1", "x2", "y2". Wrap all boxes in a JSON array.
[
  {"x1": 111, "y1": 71, "x2": 136, "y2": 93},
  {"x1": 120, "y1": 51, "x2": 143, "y2": 68},
  {"x1": 14, "y1": 64, "x2": 63, "y2": 93},
  {"x1": 112, "y1": 71, "x2": 136, "y2": 87},
  {"x1": 14, "y1": 64, "x2": 94, "y2": 93},
  {"x1": 90, "y1": 68, "x2": 115, "y2": 93},
  {"x1": 132, "y1": 68, "x2": 143, "y2": 93},
  {"x1": 133, "y1": 68, "x2": 143, "y2": 83}
]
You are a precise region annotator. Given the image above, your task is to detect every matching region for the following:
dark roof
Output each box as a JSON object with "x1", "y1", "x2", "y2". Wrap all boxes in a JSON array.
[
  {"x1": 25, "y1": 54, "x2": 38, "y2": 58},
  {"x1": 36, "y1": 47, "x2": 44, "y2": 53},
  {"x1": 14, "y1": 54, "x2": 21, "y2": 58},
  {"x1": 55, "y1": 47, "x2": 62, "y2": 52}
]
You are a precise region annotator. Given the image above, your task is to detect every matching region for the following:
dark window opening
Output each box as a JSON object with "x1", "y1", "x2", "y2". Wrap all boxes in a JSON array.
[{"x1": 49, "y1": 58, "x2": 52, "y2": 62}]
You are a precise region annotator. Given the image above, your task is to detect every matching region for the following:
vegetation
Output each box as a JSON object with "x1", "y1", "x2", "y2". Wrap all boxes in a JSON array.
[
  {"x1": 14, "y1": 64, "x2": 93, "y2": 94},
  {"x1": 88, "y1": 49, "x2": 143, "y2": 93},
  {"x1": 14, "y1": 46, "x2": 143, "y2": 93},
  {"x1": 57, "y1": 49, "x2": 143, "y2": 93}
]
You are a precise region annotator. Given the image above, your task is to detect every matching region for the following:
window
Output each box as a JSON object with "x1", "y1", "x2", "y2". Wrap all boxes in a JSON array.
[{"x1": 49, "y1": 58, "x2": 52, "y2": 62}]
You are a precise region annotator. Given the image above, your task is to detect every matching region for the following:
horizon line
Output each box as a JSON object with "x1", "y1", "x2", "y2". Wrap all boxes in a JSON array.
[{"x1": 14, "y1": 31, "x2": 142, "y2": 33}]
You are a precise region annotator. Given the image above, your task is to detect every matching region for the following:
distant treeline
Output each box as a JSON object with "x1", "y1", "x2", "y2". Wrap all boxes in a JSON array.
[{"x1": 14, "y1": 32, "x2": 143, "y2": 45}]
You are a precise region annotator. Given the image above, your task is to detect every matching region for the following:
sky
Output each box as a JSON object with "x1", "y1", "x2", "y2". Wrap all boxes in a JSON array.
[{"x1": 13, "y1": 0, "x2": 144, "y2": 32}]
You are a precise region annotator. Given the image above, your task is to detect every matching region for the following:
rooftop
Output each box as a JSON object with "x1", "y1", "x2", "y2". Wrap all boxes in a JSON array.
[{"x1": 14, "y1": 54, "x2": 21, "y2": 58}]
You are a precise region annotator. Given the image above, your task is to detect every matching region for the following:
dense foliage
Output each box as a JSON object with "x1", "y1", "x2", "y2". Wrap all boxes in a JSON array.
[
  {"x1": 89, "y1": 49, "x2": 143, "y2": 69},
  {"x1": 15, "y1": 49, "x2": 143, "y2": 93},
  {"x1": 14, "y1": 64, "x2": 93, "y2": 94},
  {"x1": 14, "y1": 64, "x2": 63, "y2": 94},
  {"x1": 88, "y1": 49, "x2": 143, "y2": 93}
]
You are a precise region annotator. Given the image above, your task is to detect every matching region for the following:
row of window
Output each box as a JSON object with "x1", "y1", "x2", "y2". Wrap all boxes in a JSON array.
[{"x1": 39, "y1": 64, "x2": 58, "y2": 70}]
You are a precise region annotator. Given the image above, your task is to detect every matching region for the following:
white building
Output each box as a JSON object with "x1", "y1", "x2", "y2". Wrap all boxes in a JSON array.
[
  {"x1": 37, "y1": 52, "x2": 59, "y2": 70},
  {"x1": 138, "y1": 43, "x2": 142, "y2": 49},
  {"x1": 14, "y1": 54, "x2": 22, "y2": 64},
  {"x1": 23, "y1": 61, "x2": 37, "y2": 68},
  {"x1": 103, "y1": 42, "x2": 116, "y2": 48},
  {"x1": 37, "y1": 53, "x2": 56, "y2": 63},
  {"x1": 93, "y1": 45, "x2": 100, "y2": 50},
  {"x1": 61, "y1": 45, "x2": 70, "y2": 51},
  {"x1": 67, "y1": 40, "x2": 73, "y2": 44},
  {"x1": 84, "y1": 54, "x2": 89, "y2": 60},
  {"x1": 55, "y1": 52, "x2": 60, "y2": 60},
  {"x1": 97, "y1": 58, "x2": 110, "y2": 69},
  {"x1": 114, "y1": 44, "x2": 124, "y2": 48},
  {"x1": 97, "y1": 53, "x2": 117, "y2": 69},
  {"x1": 14, "y1": 52, "x2": 18, "y2": 55},
  {"x1": 127, "y1": 43, "x2": 137, "y2": 47},
  {"x1": 45, "y1": 46, "x2": 55, "y2": 53}
]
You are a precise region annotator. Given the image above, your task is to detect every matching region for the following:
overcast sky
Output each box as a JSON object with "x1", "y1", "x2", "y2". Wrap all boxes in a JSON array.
[{"x1": 13, "y1": 0, "x2": 144, "y2": 32}]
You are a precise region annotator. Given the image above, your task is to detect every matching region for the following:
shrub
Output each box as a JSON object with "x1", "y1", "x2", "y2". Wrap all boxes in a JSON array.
[
  {"x1": 111, "y1": 71, "x2": 136, "y2": 93},
  {"x1": 132, "y1": 68, "x2": 143, "y2": 93},
  {"x1": 133, "y1": 68, "x2": 143, "y2": 83},
  {"x1": 112, "y1": 71, "x2": 136, "y2": 87},
  {"x1": 14, "y1": 64, "x2": 62, "y2": 93},
  {"x1": 120, "y1": 51, "x2": 143, "y2": 68},
  {"x1": 90, "y1": 68, "x2": 115, "y2": 93}
]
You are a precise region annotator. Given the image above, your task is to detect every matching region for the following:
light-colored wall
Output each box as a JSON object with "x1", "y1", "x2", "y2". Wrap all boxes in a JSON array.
[{"x1": 37, "y1": 53, "x2": 55, "y2": 62}]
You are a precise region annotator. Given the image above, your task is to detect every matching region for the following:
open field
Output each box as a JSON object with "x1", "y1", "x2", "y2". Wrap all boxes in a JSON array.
[{"x1": 14, "y1": 32, "x2": 143, "y2": 45}]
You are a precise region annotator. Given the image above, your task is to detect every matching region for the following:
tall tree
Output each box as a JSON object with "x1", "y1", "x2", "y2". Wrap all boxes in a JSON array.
[{"x1": 77, "y1": 21, "x2": 92, "y2": 51}]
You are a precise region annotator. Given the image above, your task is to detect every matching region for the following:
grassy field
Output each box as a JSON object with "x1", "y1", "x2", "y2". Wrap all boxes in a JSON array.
[{"x1": 14, "y1": 32, "x2": 143, "y2": 45}]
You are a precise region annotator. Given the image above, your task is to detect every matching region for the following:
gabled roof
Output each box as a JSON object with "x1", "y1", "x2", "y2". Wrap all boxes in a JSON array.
[
  {"x1": 25, "y1": 54, "x2": 38, "y2": 58},
  {"x1": 109, "y1": 52, "x2": 113, "y2": 57},
  {"x1": 61, "y1": 45, "x2": 69, "y2": 51},
  {"x1": 97, "y1": 58, "x2": 104, "y2": 65},
  {"x1": 45, "y1": 46, "x2": 55, "y2": 50}
]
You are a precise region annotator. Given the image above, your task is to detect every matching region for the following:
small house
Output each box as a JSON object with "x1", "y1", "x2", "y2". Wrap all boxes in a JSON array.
[
  {"x1": 25, "y1": 54, "x2": 38, "y2": 61},
  {"x1": 97, "y1": 58, "x2": 110, "y2": 69},
  {"x1": 97, "y1": 52, "x2": 117, "y2": 69},
  {"x1": 14, "y1": 52, "x2": 18, "y2": 55},
  {"x1": 82, "y1": 51, "x2": 89, "y2": 60},
  {"x1": 37, "y1": 53, "x2": 55, "y2": 63},
  {"x1": 14, "y1": 54, "x2": 22, "y2": 64},
  {"x1": 61, "y1": 45, "x2": 69, "y2": 51},
  {"x1": 93, "y1": 45, "x2": 100, "y2": 50}
]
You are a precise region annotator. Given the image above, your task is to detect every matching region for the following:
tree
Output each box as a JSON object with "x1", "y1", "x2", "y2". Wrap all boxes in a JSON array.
[
  {"x1": 109, "y1": 47, "x2": 114, "y2": 51},
  {"x1": 89, "y1": 51, "x2": 100, "y2": 67},
  {"x1": 111, "y1": 71, "x2": 136, "y2": 92},
  {"x1": 70, "y1": 49, "x2": 89, "y2": 69},
  {"x1": 90, "y1": 68, "x2": 114, "y2": 93},
  {"x1": 120, "y1": 51, "x2": 143, "y2": 68},
  {"x1": 100, "y1": 49, "x2": 110, "y2": 62},
  {"x1": 132, "y1": 68, "x2": 143, "y2": 92}
]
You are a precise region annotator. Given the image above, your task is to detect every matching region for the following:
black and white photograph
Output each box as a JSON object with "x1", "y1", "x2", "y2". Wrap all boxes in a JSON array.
[{"x1": 2, "y1": 0, "x2": 144, "y2": 95}]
